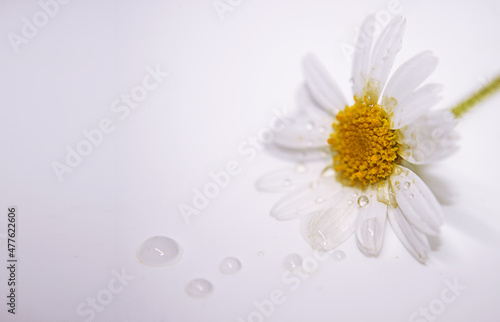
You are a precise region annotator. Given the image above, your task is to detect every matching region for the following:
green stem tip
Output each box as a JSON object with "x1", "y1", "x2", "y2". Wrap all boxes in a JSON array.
[{"x1": 451, "y1": 74, "x2": 500, "y2": 118}]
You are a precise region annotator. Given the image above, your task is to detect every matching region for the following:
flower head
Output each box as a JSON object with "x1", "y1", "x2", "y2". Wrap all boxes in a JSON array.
[{"x1": 258, "y1": 15, "x2": 460, "y2": 263}]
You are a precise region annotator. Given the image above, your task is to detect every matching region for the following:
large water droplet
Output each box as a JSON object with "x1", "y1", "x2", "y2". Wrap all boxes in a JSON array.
[
  {"x1": 404, "y1": 182, "x2": 410, "y2": 190},
  {"x1": 219, "y1": 257, "x2": 241, "y2": 275},
  {"x1": 282, "y1": 253, "x2": 303, "y2": 271},
  {"x1": 357, "y1": 195, "x2": 369, "y2": 207},
  {"x1": 136, "y1": 236, "x2": 182, "y2": 267},
  {"x1": 331, "y1": 250, "x2": 346, "y2": 261},
  {"x1": 185, "y1": 279, "x2": 213, "y2": 298}
]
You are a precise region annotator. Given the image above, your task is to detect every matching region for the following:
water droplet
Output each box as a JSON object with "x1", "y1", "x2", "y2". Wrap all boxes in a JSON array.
[
  {"x1": 331, "y1": 250, "x2": 346, "y2": 261},
  {"x1": 283, "y1": 179, "x2": 292, "y2": 187},
  {"x1": 347, "y1": 199, "x2": 353, "y2": 205},
  {"x1": 352, "y1": 192, "x2": 359, "y2": 198},
  {"x1": 321, "y1": 167, "x2": 335, "y2": 178},
  {"x1": 315, "y1": 197, "x2": 325, "y2": 204},
  {"x1": 219, "y1": 257, "x2": 241, "y2": 275},
  {"x1": 357, "y1": 195, "x2": 369, "y2": 207},
  {"x1": 136, "y1": 236, "x2": 182, "y2": 267},
  {"x1": 257, "y1": 251, "x2": 265, "y2": 257},
  {"x1": 361, "y1": 219, "x2": 377, "y2": 238},
  {"x1": 306, "y1": 122, "x2": 314, "y2": 130},
  {"x1": 394, "y1": 167, "x2": 403, "y2": 175},
  {"x1": 318, "y1": 126, "x2": 326, "y2": 133},
  {"x1": 282, "y1": 253, "x2": 303, "y2": 271},
  {"x1": 409, "y1": 193, "x2": 415, "y2": 199},
  {"x1": 185, "y1": 279, "x2": 213, "y2": 298},
  {"x1": 309, "y1": 180, "x2": 319, "y2": 190},
  {"x1": 404, "y1": 182, "x2": 410, "y2": 190},
  {"x1": 295, "y1": 163, "x2": 307, "y2": 173}
]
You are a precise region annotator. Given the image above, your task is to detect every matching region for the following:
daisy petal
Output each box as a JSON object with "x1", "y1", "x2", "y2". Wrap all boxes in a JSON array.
[
  {"x1": 272, "y1": 110, "x2": 331, "y2": 150},
  {"x1": 266, "y1": 144, "x2": 331, "y2": 162},
  {"x1": 303, "y1": 53, "x2": 347, "y2": 115},
  {"x1": 382, "y1": 51, "x2": 438, "y2": 108},
  {"x1": 256, "y1": 163, "x2": 326, "y2": 193},
  {"x1": 367, "y1": 16, "x2": 406, "y2": 102},
  {"x1": 397, "y1": 110, "x2": 459, "y2": 163},
  {"x1": 270, "y1": 178, "x2": 341, "y2": 221},
  {"x1": 306, "y1": 188, "x2": 359, "y2": 250},
  {"x1": 355, "y1": 194, "x2": 387, "y2": 257},
  {"x1": 390, "y1": 165, "x2": 443, "y2": 235},
  {"x1": 391, "y1": 83, "x2": 443, "y2": 129},
  {"x1": 352, "y1": 15, "x2": 376, "y2": 99},
  {"x1": 388, "y1": 206, "x2": 430, "y2": 263}
]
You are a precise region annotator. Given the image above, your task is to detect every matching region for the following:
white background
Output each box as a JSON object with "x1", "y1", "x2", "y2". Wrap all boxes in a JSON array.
[{"x1": 1, "y1": 0, "x2": 500, "y2": 321}]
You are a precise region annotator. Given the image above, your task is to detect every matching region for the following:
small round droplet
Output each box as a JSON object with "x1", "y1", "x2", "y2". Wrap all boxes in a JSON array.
[
  {"x1": 331, "y1": 250, "x2": 346, "y2": 261},
  {"x1": 309, "y1": 180, "x2": 319, "y2": 190},
  {"x1": 347, "y1": 199, "x2": 353, "y2": 205},
  {"x1": 136, "y1": 236, "x2": 182, "y2": 267},
  {"x1": 219, "y1": 257, "x2": 241, "y2": 275},
  {"x1": 357, "y1": 195, "x2": 369, "y2": 207},
  {"x1": 352, "y1": 192, "x2": 359, "y2": 198},
  {"x1": 295, "y1": 164, "x2": 307, "y2": 173},
  {"x1": 283, "y1": 178, "x2": 292, "y2": 187},
  {"x1": 318, "y1": 126, "x2": 326, "y2": 133},
  {"x1": 306, "y1": 122, "x2": 314, "y2": 130},
  {"x1": 321, "y1": 167, "x2": 335, "y2": 178},
  {"x1": 282, "y1": 253, "x2": 303, "y2": 271},
  {"x1": 257, "y1": 251, "x2": 265, "y2": 257},
  {"x1": 404, "y1": 182, "x2": 411, "y2": 190},
  {"x1": 394, "y1": 167, "x2": 403, "y2": 175},
  {"x1": 315, "y1": 197, "x2": 325, "y2": 204},
  {"x1": 409, "y1": 193, "x2": 415, "y2": 199},
  {"x1": 185, "y1": 279, "x2": 213, "y2": 298}
]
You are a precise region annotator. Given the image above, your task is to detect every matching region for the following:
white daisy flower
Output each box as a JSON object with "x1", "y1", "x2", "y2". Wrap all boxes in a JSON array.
[{"x1": 258, "y1": 15, "x2": 461, "y2": 263}]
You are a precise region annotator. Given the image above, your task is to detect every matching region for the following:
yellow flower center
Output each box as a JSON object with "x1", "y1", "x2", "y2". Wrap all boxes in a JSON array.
[{"x1": 327, "y1": 96, "x2": 399, "y2": 187}]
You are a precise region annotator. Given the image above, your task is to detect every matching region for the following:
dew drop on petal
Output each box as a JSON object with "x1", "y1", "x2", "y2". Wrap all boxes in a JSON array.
[
  {"x1": 352, "y1": 192, "x2": 359, "y2": 198},
  {"x1": 219, "y1": 257, "x2": 241, "y2": 275},
  {"x1": 347, "y1": 199, "x2": 353, "y2": 205},
  {"x1": 409, "y1": 193, "x2": 415, "y2": 199},
  {"x1": 309, "y1": 180, "x2": 319, "y2": 190},
  {"x1": 315, "y1": 197, "x2": 325, "y2": 204},
  {"x1": 357, "y1": 195, "x2": 369, "y2": 207},
  {"x1": 331, "y1": 250, "x2": 346, "y2": 261},
  {"x1": 321, "y1": 167, "x2": 335, "y2": 178},
  {"x1": 318, "y1": 126, "x2": 326, "y2": 133},
  {"x1": 136, "y1": 236, "x2": 182, "y2": 267},
  {"x1": 306, "y1": 122, "x2": 314, "y2": 130},
  {"x1": 257, "y1": 251, "x2": 265, "y2": 257},
  {"x1": 283, "y1": 178, "x2": 292, "y2": 187},
  {"x1": 185, "y1": 279, "x2": 213, "y2": 298},
  {"x1": 404, "y1": 182, "x2": 410, "y2": 190},
  {"x1": 282, "y1": 253, "x2": 303, "y2": 271},
  {"x1": 394, "y1": 167, "x2": 403, "y2": 175},
  {"x1": 295, "y1": 163, "x2": 307, "y2": 173}
]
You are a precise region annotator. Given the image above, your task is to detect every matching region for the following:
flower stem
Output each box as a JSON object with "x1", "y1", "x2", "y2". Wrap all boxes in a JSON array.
[{"x1": 451, "y1": 74, "x2": 500, "y2": 118}]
